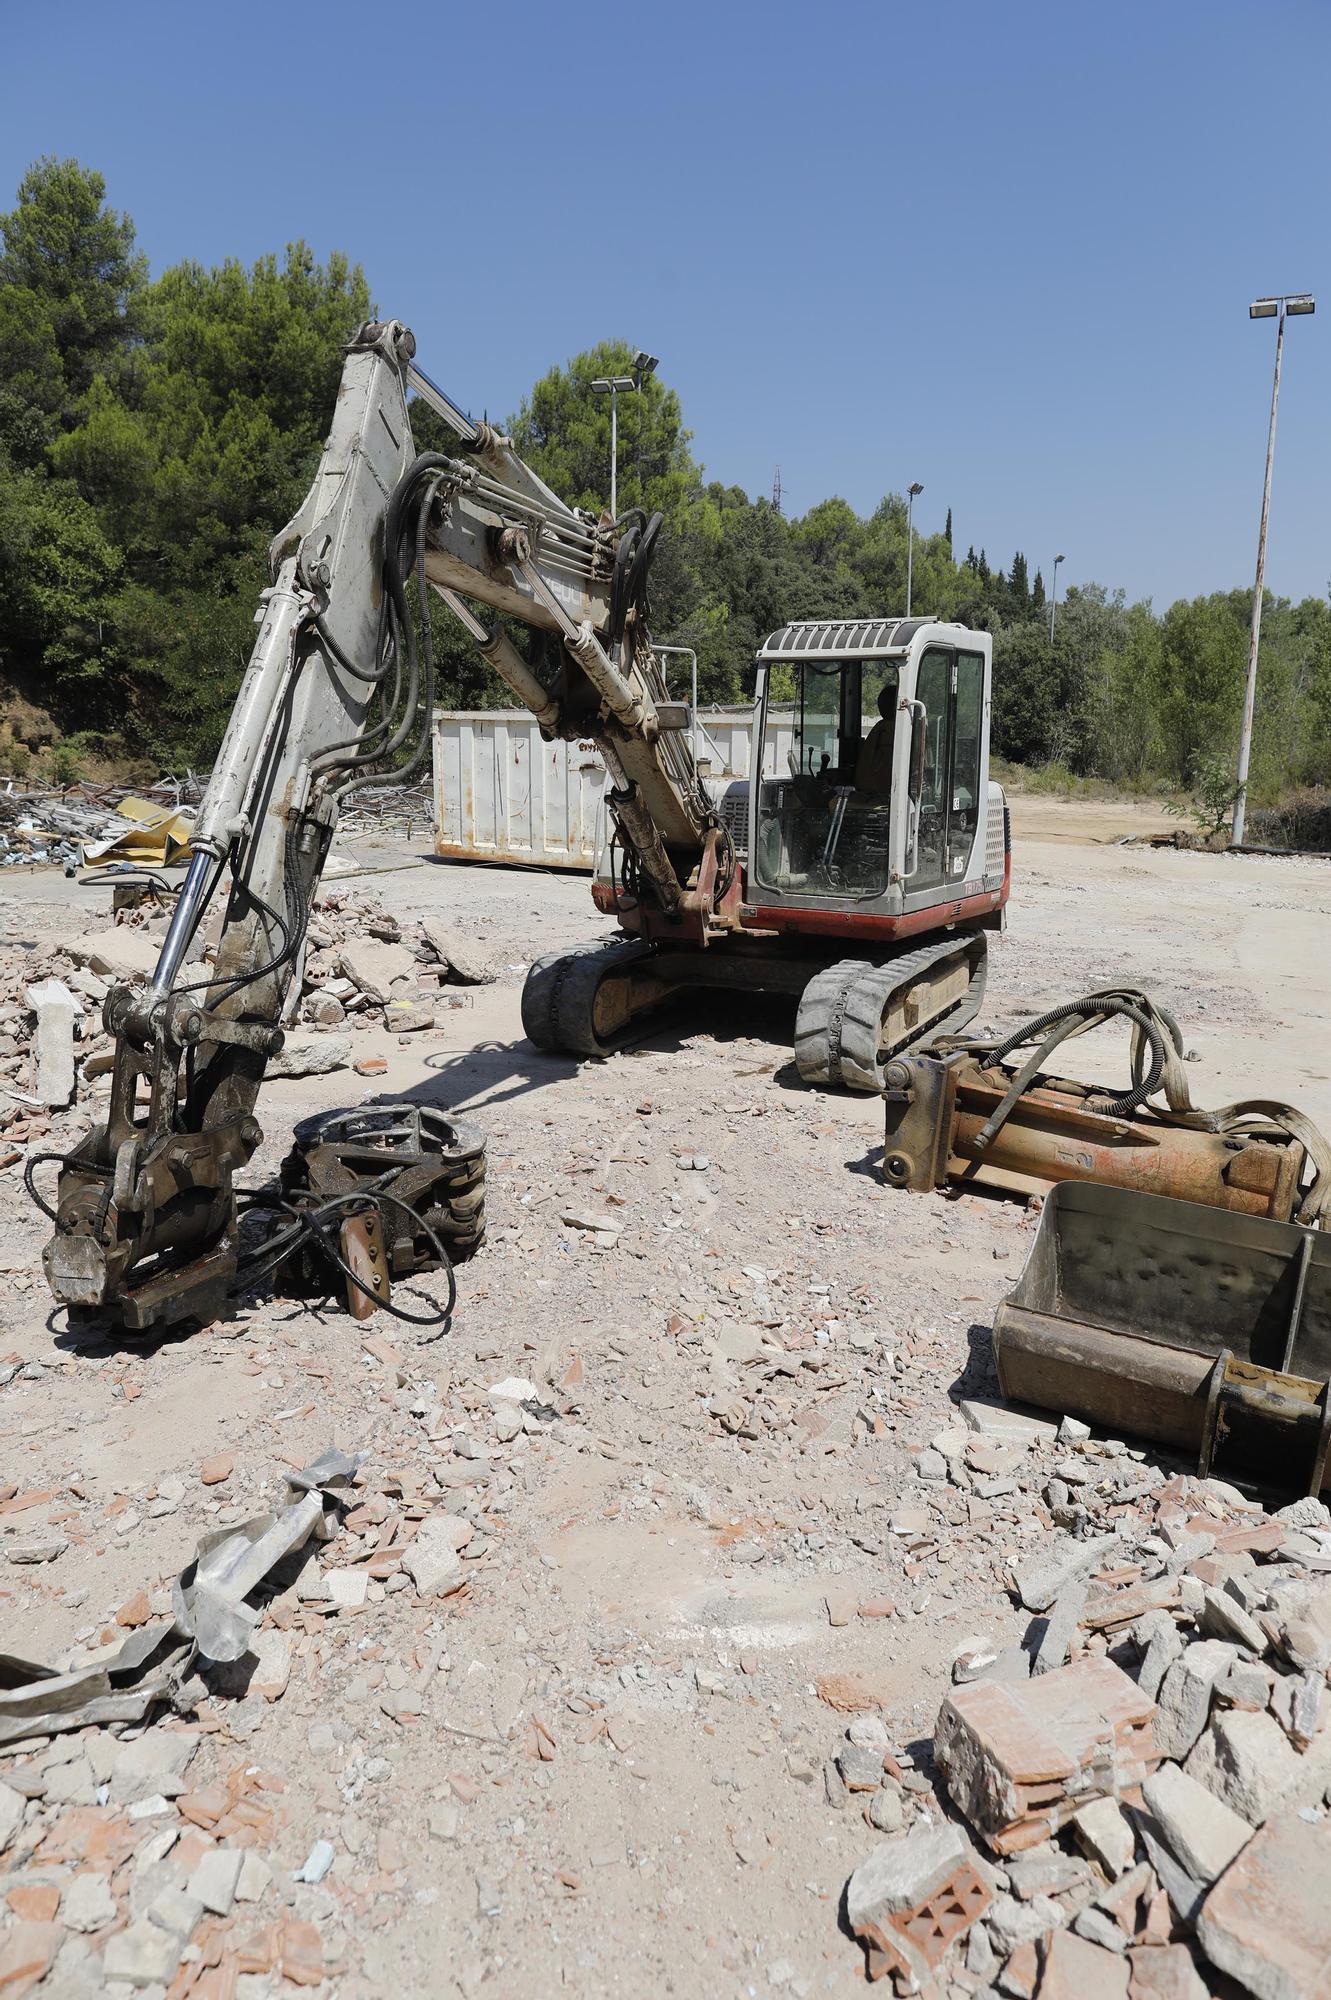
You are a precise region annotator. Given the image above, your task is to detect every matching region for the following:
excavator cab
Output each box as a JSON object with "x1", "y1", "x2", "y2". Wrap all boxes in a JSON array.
[{"x1": 745, "y1": 618, "x2": 1005, "y2": 935}]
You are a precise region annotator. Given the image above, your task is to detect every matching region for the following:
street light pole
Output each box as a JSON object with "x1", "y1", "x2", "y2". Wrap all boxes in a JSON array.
[
  {"x1": 590, "y1": 372, "x2": 636, "y2": 519},
  {"x1": 906, "y1": 482, "x2": 924, "y2": 616},
  {"x1": 591, "y1": 353, "x2": 657, "y2": 524},
  {"x1": 1049, "y1": 553, "x2": 1065, "y2": 645},
  {"x1": 1232, "y1": 293, "x2": 1315, "y2": 847}
]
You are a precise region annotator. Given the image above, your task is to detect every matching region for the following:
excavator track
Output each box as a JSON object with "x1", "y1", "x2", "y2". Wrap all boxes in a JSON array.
[
  {"x1": 794, "y1": 933, "x2": 988, "y2": 1091},
  {"x1": 521, "y1": 936, "x2": 661, "y2": 1058}
]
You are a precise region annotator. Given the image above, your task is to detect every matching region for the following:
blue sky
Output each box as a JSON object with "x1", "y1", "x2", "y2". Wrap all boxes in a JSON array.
[{"x1": 4, "y1": 0, "x2": 1328, "y2": 609}]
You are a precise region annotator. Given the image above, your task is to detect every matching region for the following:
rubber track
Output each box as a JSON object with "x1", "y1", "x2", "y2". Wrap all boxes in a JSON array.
[
  {"x1": 521, "y1": 936, "x2": 655, "y2": 1058},
  {"x1": 792, "y1": 959, "x2": 873, "y2": 1086},
  {"x1": 794, "y1": 935, "x2": 988, "y2": 1091}
]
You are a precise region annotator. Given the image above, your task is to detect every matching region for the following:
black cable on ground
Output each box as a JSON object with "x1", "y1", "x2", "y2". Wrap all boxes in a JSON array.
[{"x1": 236, "y1": 1185, "x2": 456, "y2": 1334}]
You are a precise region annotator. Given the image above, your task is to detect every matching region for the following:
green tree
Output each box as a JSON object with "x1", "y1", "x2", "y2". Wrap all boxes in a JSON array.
[
  {"x1": 1153, "y1": 592, "x2": 1248, "y2": 784},
  {"x1": 0, "y1": 158, "x2": 145, "y2": 438}
]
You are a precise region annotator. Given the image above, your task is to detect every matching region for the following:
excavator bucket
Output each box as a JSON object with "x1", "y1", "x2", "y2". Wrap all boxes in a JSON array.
[{"x1": 992, "y1": 1182, "x2": 1331, "y2": 1497}]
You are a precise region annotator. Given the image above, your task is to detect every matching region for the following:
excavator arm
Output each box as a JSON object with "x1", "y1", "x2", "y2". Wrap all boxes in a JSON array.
[{"x1": 42, "y1": 321, "x2": 725, "y2": 1330}]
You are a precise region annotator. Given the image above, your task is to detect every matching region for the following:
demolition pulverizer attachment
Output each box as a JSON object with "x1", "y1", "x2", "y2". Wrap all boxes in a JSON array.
[{"x1": 243, "y1": 1100, "x2": 486, "y2": 1324}]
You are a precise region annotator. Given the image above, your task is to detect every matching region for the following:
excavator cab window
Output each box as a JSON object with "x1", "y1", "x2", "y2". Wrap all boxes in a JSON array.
[{"x1": 756, "y1": 658, "x2": 898, "y2": 899}]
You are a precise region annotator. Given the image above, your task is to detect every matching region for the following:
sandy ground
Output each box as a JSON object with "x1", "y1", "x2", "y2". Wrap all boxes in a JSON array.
[{"x1": 0, "y1": 796, "x2": 1327, "y2": 1998}]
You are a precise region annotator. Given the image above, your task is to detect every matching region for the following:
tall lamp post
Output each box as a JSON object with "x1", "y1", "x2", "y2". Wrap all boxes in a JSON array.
[
  {"x1": 591, "y1": 350, "x2": 658, "y2": 522},
  {"x1": 1049, "y1": 552, "x2": 1065, "y2": 644},
  {"x1": 905, "y1": 482, "x2": 924, "y2": 616},
  {"x1": 590, "y1": 373, "x2": 635, "y2": 520},
  {"x1": 1232, "y1": 293, "x2": 1315, "y2": 847}
]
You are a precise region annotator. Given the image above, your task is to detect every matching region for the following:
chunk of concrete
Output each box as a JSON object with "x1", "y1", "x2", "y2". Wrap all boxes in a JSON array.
[
  {"x1": 845, "y1": 1822, "x2": 967, "y2": 1930},
  {"x1": 1199, "y1": 1584, "x2": 1267, "y2": 1654},
  {"x1": 1141, "y1": 1763, "x2": 1253, "y2": 1886},
  {"x1": 66, "y1": 926, "x2": 162, "y2": 978},
  {"x1": 1013, "y1": 1532, "x2": 1120, "y2": 1613},
  {"x1": 187, "y1": 1846, "x2": 244, "y2": 1917},
  {"x1": 265, "y1": 1031, "x2": 349, "y2": 1078},
  {"x1": 1038, "y1": 1929, "x2": 1129, "y2": 1998},
  {"x1": 1197, "y1": 1812, "x2": 1331, "y2": 2000},
  {"x1": 1125, "y1": 1944, "x2": 1211, "y2": 1999},
  {"x1": 60, "y1": 1872, "x2": 117, "y2": 1932},
  {"x1": 26, "y1": 978, "x2": 76, "y2": 1106},
  {"x1": 102, "y1": 1919, "x2": 182, "y2": 1988},
  {"x1": 1133, "y1": 1607, "x2": 1184, "y2": 1701},
  {"x1": 337, "y1": 939, "x2": 414, "y2": 1003},
  {"x1": 1072, "y1": 1795, "x2": 1136, "y2": 1878},
  {"x1": 1153, "y1": 1640, "x2": 1237, "y2": 1761},
  {"x1": 108, "y1": 1728, "x2": 197, "y2": 1804},
  {"x1": 1030, "y1": 1573, "x2": 1089, "y2": 1675},
  {"x1": 421, "y1": 918, "x2": 493, "y2": 985},
  {"x1": 1184, "y1": 1709, "x2": 1302, "y2": 1826},
  {"x1": 402, "y1": 1516, "x2": 467, "y2": 1597},
  {"x1": 0, "y1": 1781, "x2": 25, "y2": 1853}
]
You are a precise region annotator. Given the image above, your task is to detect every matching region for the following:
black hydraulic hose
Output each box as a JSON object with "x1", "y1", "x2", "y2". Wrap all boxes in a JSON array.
[
  {"x1": 23, "y1": 1150, "x2": 110, "y2": 1224},
  {"x1": 961, "y1": 990, "x2": 1182, "y2": 1151},
  {"x1": 336, "y1": 471, "x2": 442, "y2": 801},
  {"x1": 236, "y1": 1185, "x2": 456, "y2": 1332}
]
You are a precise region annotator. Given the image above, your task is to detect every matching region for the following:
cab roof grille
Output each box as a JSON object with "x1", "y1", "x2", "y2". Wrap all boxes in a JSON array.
[{"x1": 757, "y1": 616, "x2": 946, "y2": 659}]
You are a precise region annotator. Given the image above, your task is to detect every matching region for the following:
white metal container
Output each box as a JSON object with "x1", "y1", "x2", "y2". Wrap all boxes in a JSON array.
[{"x1": 431, "y1": 705, "x2": 791, "y2": 869}]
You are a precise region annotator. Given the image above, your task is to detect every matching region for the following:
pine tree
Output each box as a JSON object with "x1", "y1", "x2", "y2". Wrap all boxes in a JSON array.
[
  {"x1": 1009, "y1": 551, "x2": 1029, "y2": 604},
  {"x1": 977, "y1": 548, "x2": 991, "y2": 583},
  {"x1": 965, "y1": 545, "x2": 979, "y2": 573}
]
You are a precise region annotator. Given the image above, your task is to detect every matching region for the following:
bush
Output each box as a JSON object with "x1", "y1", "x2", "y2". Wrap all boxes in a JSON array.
[{"x1": 1247, "y1": 787, "x2": 1331, "y2": 852}]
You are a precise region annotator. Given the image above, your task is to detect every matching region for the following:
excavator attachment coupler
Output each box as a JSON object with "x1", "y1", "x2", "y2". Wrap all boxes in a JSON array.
[{"x1": 992, "y1": 1182, "x2": 1331, "y2": 1497}]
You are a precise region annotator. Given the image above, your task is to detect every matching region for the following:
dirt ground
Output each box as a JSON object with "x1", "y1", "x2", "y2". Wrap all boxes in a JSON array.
[{"x1": 0, "y1": 796, "x2": 1327, "y2": 1999}]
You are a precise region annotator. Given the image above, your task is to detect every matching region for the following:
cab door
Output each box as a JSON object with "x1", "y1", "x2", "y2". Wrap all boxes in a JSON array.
[{"x1": 905, "y1": 647, "x2": 985, "y2": 896}]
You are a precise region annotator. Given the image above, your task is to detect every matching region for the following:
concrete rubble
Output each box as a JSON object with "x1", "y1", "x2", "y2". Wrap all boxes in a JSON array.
[
  {"x1": 0, "y1": 883, "x2": 493, "y2": 1199},
  {"x1": 834, "y1": 1456, "x2": 1331, "y2": 1996},
  {"x1": 2, "y1": 820, "x2": 1329, "y2": 1996}
]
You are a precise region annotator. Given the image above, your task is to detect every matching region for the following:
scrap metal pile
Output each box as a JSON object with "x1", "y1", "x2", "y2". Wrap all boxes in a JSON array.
[{"x1": 0, "y1": 778, "x2": 203, "y2": 870}]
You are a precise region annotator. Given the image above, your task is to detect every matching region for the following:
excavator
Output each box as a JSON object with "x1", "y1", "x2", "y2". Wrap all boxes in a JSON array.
[{"x1": 40, "y1": 320, "x2": 1009, "y2": 1331}]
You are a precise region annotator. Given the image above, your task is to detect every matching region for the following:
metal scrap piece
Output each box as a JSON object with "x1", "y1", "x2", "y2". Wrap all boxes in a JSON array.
[
  {"x1": 0, "y1": 1442, "x2": 366, "y2": 1730},
  {"x1": 0, "y1": 1623, "x2": 189, "y2": 1747},
  {"x1": 174, "y1": 1444, "x2": 364, "y2": 1663},
  {"x1": 173, "y1": 1491, "x2": 327, "y2": 1664}
]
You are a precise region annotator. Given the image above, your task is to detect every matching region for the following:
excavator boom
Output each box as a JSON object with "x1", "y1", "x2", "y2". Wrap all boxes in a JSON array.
[{"x1": 41, "y1": 321, "x2": 721, "y2": 1330}]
